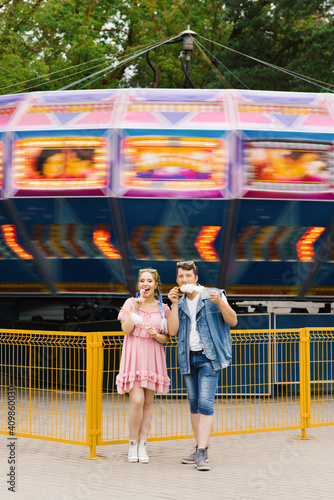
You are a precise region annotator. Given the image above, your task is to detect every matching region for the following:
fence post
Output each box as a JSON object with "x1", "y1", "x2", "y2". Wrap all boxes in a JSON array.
[
  {"x1": 85, "y1": 332, "x2": 104, "y2": 459},
  {"x1": 298, "y1": 328, "x2": 311, "y2": 439}
]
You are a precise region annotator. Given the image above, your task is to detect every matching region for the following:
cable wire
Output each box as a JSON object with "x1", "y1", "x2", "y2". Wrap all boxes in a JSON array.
[
  {"x1": 0, "y1": 55, "x2": 111, "y2": 94},
  {"x1": 194, "y1": 39, "x2": 249, "y2": 89},
  {"x1": 39, "y1": 38, "x2": 172, "y2": 92},
  {"x1": 198, "y1": 35, "x2": 334, "y2": 93},
  {"x1": 64, "y1": 51, "x2": 146, "y2": 91},
  {"x1": 59, "y1": 34, "x2": 183, "y2": 91},
  {"x1": 0, "y1": 38, "x2": 172, "y2": 94},
  {"x1": 2, "y1": 30, "x2": 332, "y2": 94}
]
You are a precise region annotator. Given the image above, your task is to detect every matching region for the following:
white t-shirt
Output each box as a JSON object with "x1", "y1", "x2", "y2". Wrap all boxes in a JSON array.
[{"x1": 187, "y1": 292, "x2": 228, "y2": 351}]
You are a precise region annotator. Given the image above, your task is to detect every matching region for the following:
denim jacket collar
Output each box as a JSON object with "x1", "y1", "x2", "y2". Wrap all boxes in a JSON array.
[
  {"x1": 179, "y1": 290, "x2": 210, "y2": 317},
  {"x1": 177, "y1": 289, "x2": 232, "y2": 374}
]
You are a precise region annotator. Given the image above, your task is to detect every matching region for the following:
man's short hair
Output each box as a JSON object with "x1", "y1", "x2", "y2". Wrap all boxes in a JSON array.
[{"x1": 176, "y1": 261, "x2": 198, "y2": 276}]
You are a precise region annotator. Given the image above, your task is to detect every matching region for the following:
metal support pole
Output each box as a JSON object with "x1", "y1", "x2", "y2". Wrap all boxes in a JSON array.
[
  {"x1": 180, "y1": 27, "x2": 197, "y2": 88},
  {"x1": 297, "y1": 328, "x2": 312, "y2": 440},
  {"x1": 84, "y1": 332, "x2": 104, "y2": 459}
]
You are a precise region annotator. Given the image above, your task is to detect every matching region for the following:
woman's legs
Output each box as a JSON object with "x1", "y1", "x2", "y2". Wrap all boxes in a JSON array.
[
  {"x1": 139, "y1": 388, "x2": 155, "y2": 442},
  {"x1": 129, "y1": 386, "x2": 145, "y2": 440},
  {"x1": 128, "y1": 386, "x2": 155, "y2": 441}
]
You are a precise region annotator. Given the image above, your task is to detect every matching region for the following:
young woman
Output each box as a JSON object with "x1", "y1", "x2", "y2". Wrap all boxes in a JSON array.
[{"x1": 116, "y1": 268, "x2": 170, "y2": 463}]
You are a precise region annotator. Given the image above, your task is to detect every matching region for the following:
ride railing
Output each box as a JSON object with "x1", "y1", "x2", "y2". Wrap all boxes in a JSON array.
[{"x1": 0, "y1": 328, "x2": 333, "y2": 458}]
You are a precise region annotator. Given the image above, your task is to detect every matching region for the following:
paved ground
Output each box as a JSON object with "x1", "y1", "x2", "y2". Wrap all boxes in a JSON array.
[{"x1": 1, "y1": 426, "x2": 334, "y2": 500}]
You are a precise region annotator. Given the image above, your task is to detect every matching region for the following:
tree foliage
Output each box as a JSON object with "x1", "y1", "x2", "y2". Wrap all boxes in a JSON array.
[{"x1": 0, "y1": 0, "x2": 333, "y2": 93}]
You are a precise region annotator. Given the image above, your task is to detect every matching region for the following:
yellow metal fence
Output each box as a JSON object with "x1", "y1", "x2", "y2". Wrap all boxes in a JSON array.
[{"x1": 1, "y1": 327, "x2": 334, "y2": 457}]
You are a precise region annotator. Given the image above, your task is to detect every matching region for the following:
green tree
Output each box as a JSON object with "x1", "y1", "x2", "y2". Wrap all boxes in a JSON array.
[{"x1": 0, "y1": 0, "x2": 333, "y2": 93}]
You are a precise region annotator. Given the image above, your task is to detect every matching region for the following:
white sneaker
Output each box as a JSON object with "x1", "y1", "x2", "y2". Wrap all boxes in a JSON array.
[
  {"x1": 128, "y1": 440, "x2": 138, "y2": 462},
  {"x1": 138, "y1": 441, "x2": 149, "y2": 463}
]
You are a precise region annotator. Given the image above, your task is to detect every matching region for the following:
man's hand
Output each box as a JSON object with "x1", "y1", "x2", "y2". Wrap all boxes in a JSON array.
[
  {"x1": 168, "y1": 286, "x2": 179, "y2": 304},
  {"x1": 210, "y1": 290, "x2": 238, "y2": 327},
  {"x1": 209, "y1": 290, "x2": 222, "y2": 304}
]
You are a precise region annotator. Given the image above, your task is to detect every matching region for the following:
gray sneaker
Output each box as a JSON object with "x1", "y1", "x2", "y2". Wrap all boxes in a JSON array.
[
  {"x1": 181, "y1": 446, "x2": 208, "y2": 464},
  {"x1": 194, "y1": 448, "x2": 211, "y2": 471}
]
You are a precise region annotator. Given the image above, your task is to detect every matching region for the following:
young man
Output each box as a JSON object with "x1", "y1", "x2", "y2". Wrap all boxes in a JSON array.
[{"x1": 167, "y1": 261, "x2": 237, "y2": 471}]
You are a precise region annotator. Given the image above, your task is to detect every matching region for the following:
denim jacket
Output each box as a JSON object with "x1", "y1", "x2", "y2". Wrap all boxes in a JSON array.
[{"x1": 176, "y1": 289, "x2": 232, "y2": 374}]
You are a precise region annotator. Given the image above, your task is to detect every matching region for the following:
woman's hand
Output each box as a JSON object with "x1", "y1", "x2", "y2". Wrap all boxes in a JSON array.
[
  {"x1": 147, "y1": 326, "x2": 169, "y2": 344},
  {"x1": 147, "y1": 326, "x2": 157, "y2": 338},
  {"x1": 133, "y1": 290, "x2": 145, "y2": 313}
]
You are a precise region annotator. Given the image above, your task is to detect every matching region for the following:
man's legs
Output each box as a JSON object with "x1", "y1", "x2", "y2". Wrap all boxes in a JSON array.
[
  {"x1": 196, "y1": 354, "x2": 219, "y2": 445},
  {"x1": 181, "y1": 355, "x2": 201, "y2": 464},
  {"x1": 190, "y1": 412, "x2": 213, "y2": 449},
  {"x1": 194, "y1": 355, "x2": 218, "y2": 470},
  {"x1": 196, "y1": 414, "x2": 214, "y2": 450},
  {"x1": 183, "y1": 352, "x2": 218, "y2": 467},
  {"x1": 190, "y1": 412, "x2": 200, "y2": 442}
]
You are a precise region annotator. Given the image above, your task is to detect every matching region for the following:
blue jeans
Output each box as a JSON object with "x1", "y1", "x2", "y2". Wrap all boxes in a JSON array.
[{"x1": 183, "y1": 351, "x2": 219, "y2": 416}]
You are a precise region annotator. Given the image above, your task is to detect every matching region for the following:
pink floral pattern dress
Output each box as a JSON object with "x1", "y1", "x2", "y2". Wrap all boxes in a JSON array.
[{"x1": 116, "y1": 297, "x2": 171, "y2": 394}]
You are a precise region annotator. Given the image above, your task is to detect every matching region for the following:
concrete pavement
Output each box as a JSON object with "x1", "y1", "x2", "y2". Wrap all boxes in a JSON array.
[{"x1": 1, "y1": 426, "x2": 334, "y2": 500}]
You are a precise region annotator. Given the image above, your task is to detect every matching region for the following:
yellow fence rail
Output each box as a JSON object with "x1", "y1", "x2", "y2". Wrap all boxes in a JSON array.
[{"x1": 1, "y1": 327, "x2": 334, "y2": 458}]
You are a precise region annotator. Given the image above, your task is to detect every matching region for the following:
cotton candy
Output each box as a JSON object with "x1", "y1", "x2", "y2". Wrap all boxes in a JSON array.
[
  {"x1": 180, "y1": 284, "x2": 205, "y2": 293},
  {"x1": 131, "y1": 313, "x2": 144, "y2": 325}
]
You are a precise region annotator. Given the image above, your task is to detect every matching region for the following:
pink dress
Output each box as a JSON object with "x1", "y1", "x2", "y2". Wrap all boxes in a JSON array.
[{"x1": 116, "y1": 297, "x2": 171, "y2": 394}]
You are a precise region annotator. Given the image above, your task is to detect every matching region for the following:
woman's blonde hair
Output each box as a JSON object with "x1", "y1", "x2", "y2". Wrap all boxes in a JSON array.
[
  {"x1": 137, "y1": 268, "x2": 161, "y2": 295},
  {"x1": 136, "y1": 268, "x2": 167, "y2": 333}
]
